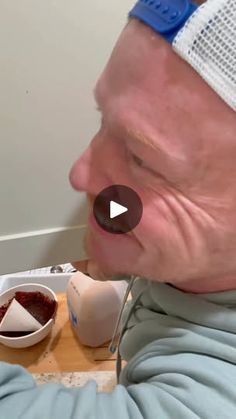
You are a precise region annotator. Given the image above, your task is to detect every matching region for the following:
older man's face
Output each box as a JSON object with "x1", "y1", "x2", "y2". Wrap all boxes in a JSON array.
[{"x1": 70, "y1": 20, "x2": 236, "y2": 288}]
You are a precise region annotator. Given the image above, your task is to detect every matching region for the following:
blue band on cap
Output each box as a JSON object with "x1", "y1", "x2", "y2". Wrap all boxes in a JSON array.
[{"x1": 129, "y1": 0, "x2": 198, "y2": 43}]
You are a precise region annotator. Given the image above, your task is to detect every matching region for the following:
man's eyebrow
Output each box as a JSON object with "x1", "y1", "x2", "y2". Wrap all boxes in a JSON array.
[
  {"x1": 127, "y1": 128, "x2": 184, "y2": 162},
  {"x1": 93, "y1": 85, "x2": 184, "y2": 162},
  {"x1": 127, "y1": 128, "x2": 160, "y2": 150}
]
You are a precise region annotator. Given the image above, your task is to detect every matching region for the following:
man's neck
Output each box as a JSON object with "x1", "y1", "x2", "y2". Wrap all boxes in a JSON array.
[{"x1": 172, "y1": 275, "x2": 236, "y2": 294}]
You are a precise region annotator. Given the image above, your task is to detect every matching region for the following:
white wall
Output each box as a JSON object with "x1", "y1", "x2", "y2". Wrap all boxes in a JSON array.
[{"x1": 0, "y1": 0, "x2": 134, "y2": 274}]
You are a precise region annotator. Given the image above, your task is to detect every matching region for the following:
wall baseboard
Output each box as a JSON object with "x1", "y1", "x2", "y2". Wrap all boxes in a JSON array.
[{"x1": 0, "y1": 225, "x2": 87, "y2": 275}]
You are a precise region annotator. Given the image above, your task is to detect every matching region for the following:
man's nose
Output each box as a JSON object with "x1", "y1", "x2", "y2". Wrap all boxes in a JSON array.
[
  {"x1": 69, "y1": 145, "x2": 92, "y2": 192},
  {"x1": 69, "y1": 142, "x2": 108, "y2": 195}
]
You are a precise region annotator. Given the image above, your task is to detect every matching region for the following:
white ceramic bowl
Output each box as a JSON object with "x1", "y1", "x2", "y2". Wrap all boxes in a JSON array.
[{"x1": 0, "y1": 283, "x2": 58, "y2": 348}]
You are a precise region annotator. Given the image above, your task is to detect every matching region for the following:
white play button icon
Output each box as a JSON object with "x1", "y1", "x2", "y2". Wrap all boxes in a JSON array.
[
  {"x1": 94, "y1": 185, "x2": 143, "y2": 234},
  {"x1": 110, "y1": 200, "x2": 128, "y2": 219}
]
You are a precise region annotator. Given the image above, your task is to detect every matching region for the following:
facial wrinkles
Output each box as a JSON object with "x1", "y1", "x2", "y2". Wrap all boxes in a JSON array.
[
  {"x1": 95, "y1": 123, "x2": 221, "y2": 275},
  {"x1": 141, "y1": 199, "x2": 211, "y2": 281},
  {"x1": 102, "y1": 101, "x2": 217, "y2": 257},
  {"x1": 150, "y1": 176, "x2": 216, "y2": 275}
]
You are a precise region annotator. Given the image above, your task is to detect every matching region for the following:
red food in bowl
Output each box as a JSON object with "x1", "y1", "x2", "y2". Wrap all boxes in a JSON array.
[{"x1": 0, "y1": 291, "x2": 57, "y2": 337}]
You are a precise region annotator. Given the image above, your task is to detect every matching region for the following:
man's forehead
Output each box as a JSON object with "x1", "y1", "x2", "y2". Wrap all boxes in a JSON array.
[
  {"x1": 95, "y1": 20, "x2": 211, "y2": 118},
  {"x1": 95, "y1": 18, "x2": 235, "y2": 122},
  {"x1": 95, "y1": 21, "x2": 183, "y2": 103}
]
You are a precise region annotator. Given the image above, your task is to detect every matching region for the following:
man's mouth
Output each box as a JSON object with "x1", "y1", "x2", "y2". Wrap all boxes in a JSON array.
[{"x1": 95, "y1": 211, "x2": 129, "y2": 234}]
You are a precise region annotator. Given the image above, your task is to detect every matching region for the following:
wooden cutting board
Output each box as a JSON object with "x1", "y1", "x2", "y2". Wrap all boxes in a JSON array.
[{"x1": 0, "y1": 294, "x2": 117, "y2": 373}]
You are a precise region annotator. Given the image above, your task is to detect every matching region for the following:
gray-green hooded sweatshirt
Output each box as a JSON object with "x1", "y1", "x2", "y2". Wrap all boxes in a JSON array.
[{"x1": 1, "y1": 277, "x2": 236, "y2": 418}]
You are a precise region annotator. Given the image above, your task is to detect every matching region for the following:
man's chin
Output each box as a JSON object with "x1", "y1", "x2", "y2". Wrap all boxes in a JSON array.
[
  {"x1": 84, "y1": 232, "x2": 114, "y2": 276},
  {"x1": 84, "y1": 231, "x2": 130, "y2": 278}
]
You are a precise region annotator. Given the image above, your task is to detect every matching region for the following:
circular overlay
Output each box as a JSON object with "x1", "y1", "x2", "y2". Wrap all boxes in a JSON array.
[{"x1": 93, "y1": 185, "x2": 143, "y2": 234}]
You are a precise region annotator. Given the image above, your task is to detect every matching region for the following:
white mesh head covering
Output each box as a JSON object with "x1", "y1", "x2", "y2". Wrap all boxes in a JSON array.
[
  {"x1": 173, "y1": 0, "x2": 236, "y2": 111},
  {"x1": 129, "y1": 0, "x2": 236, "y2": 112}
]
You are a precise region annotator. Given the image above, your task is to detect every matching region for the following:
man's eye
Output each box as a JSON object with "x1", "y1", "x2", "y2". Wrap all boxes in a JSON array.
[
  {"x1": 130, "y1": 152, "x2": 151, "y2": 171},
  {"x1": 130, "y1": 151, "x2": 160, "y2": 178},
  {"x1": 131, "y1": 153, "x2": 144, "y2": 167}
]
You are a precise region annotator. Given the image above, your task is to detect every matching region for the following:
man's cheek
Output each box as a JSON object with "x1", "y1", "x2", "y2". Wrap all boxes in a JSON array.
[
  {"x1": 136, "y1": 200, "x2": 174, "y2": 243},
  {"x1": 136, "y1": 201, "x2": 193, "y2": 269}
]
